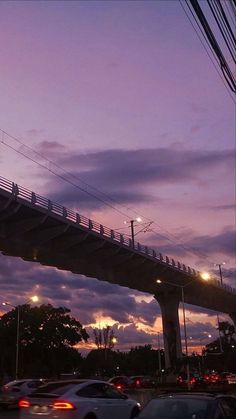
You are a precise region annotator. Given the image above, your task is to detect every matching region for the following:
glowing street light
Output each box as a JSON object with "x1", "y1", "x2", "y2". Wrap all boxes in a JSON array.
[
  {"x1": 111, "y1": 336, "x2": 117, "y2": 345},
  {"x1": 2, "y1": 295, "x2": 39, "y2": 379},
  {"x1": 200, "y1": 272, "x2": 211, "y2": 281}
]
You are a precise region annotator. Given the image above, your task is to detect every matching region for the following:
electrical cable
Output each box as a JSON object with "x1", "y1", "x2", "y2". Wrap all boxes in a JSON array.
[
  {"x1": 207, "y1": 0, "x2": 236, "y2": 64},
  {"x1": 224, "y1": 0, "x2": 236, "y2": 25},
  {"x1": 179, "y1": 0, "x2": 236, "y2": 102},
  {"x1": 0, "y1": 128, "x2": 222, "y2": 267},
  {"x1": 188, "y1": 0, "x2": 236, "y2": 92}
]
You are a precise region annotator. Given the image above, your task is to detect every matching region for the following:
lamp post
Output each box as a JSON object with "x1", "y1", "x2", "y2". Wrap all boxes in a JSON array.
[
  {"x1": 124, "y1": 217, "x2": 142, "y2": 248},
  {"x1": 2, "y1": 296, "x2": 39, "y2": 379},
  {"x1": 157, "y1": 331, "x2": 162, "y2": 383},
  {"x1": 199, "y1": 334, "x2": 212, "y2": 374},
  {"x1": 215, "y1": 263, "x2": 225, "y2": 285}
]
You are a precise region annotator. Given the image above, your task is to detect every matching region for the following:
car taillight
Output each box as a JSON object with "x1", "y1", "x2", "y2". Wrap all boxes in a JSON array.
[
  {"x1": 52, "y1": 401, "x2": 75, "y2": 410},
  {"x1": 3, "y1": 385, "x2": 10, "y2": 392},
  {"x1": 19, "y1": 399, "x2": 30, "y2": 408},
  {"x1": 190, "y1": 377, "x2": 196, "y2": 384}
]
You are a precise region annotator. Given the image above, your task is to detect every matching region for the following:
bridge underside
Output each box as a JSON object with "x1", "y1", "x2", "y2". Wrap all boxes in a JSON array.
[
  {"x1": 0, "y1": 192, "x2": 235, "y2": 313},
  {"x1": 1, "y1": 186, "x2": 236, "y2": 372}
]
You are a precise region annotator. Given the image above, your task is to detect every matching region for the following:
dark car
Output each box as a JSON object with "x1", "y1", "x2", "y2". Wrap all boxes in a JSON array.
[
  {"x1": 128, "y1": 376, "x2": 157, "y2": 389},
  {"x1": 177, "y1": 372, "x2": 206, "y2": 388},
  {"x1": 137, "y1": 393, "x2": 236, "y2": 419},
  {"x1": 108, "y1": 375, "x2": 130, "y2": 390}
]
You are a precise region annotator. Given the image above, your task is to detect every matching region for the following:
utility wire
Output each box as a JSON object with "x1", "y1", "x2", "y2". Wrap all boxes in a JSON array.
[
  {"x1": 188, "y1": 0, "x2": 236, "y2": 92},
  {"x1": 179, "y1": 0, "x2": 236, "y2": 102},
  {"x1": 0, "y1": 128, "x2": 227, "y2": 268},
  {"x1": 207, "y1": 0, "x2": 236, "y2": 64},
  {"x1": 224, "y1": 0, "x2": 236, "y2": 25}
]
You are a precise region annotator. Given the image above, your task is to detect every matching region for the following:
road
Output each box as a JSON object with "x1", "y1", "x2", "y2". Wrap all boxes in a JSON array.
[{"x1": 0, "y1": 409, "x2": 20, "y2": 419}]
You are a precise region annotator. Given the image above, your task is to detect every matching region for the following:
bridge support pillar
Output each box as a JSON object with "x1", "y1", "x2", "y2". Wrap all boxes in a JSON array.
[{"x1": 155, "y1": 293, "x2": 182, "y2": 373}]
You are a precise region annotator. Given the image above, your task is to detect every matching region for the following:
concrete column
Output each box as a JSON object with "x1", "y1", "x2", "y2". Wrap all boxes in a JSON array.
[{"x1": 155, "y1": 293, "x2": 182, "y2": 371}]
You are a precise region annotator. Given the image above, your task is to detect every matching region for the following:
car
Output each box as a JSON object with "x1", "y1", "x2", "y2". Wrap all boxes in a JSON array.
[
  {"x1": 18, "y1": 379, "x2": 141, "y2": 419},
  {"x1": 0, "y1": 379, "x2": 45, "y2": 408},
  {"x1": 128, "y1": 376, "x2": 157, "y2": 389},
  {"x1": 108, "y1": 375, "x2": 130, "y2": 390},
  {"x1": 136, "y1": 392, "x2": 236, "y2": 419},
  {"x1": 177, "y1": 373, "x2": 206, "y2": 388},
  {"x1": 203, "y1": 371, "x2": 221, "y2": 384}
]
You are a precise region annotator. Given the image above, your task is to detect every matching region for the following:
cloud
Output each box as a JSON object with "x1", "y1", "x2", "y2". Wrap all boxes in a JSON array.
[
  {"x1": 150, "y1": 227, "x2": 236, "y2": 261},
  {"x1": 211, "y1": 204, "x2": 235, "y2": 211},
  {"x1": 40, "y1": 147, "x2": 234, "y2": 209},
  {"x1": 26, "y1": 129, "x2": 44, "y2": 137},
  {"x1": 36, "y1": 141, "x2": 66, "y2": 155}
]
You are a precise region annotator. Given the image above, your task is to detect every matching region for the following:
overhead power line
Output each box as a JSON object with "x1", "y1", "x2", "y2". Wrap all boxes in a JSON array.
[
  {"x1": 0, "y1": 128, "x2": 224, "y2": 268},
  {"x1": 187, "y1": 0, "x2": 236, "y2": 93},
  {"x1": 179, "y1": 1, "x2": 236, "y2": 102}
]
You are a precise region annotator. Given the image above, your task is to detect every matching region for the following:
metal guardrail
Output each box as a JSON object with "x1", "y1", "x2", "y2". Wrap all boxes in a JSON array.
[{"x1": 0, "y1": 175, "x2": 235, "y2": 295}]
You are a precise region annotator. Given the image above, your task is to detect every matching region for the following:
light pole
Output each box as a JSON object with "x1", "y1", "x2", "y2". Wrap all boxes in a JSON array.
[
  {"x1": 124, "y1": 217, "x2": 142, "y2": 248},
  {"x1": 2, "y1": 296, "x2": 39, "y2": 379},
  {"x1": 215, "y1": 263, "x2": 225, "y2": 285},
  {"x1": 199, "y1": 334, "x2": 212, "y2": 374},
  {"x1": 216, "y1": 314, "x2": 223, "y2": 353},
  {"x1": 157, "y1": 331, "x2": 162, "y2": 383}
]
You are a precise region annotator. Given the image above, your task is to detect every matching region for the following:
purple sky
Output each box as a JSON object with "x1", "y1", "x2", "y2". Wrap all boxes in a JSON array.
[{"x1": 0, "y1": 1, "x2": 235, "y2": 354}]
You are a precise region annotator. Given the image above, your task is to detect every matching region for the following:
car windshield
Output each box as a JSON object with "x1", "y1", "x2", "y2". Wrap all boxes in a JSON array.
[
  {"x1": 29, "y1": 381, "x2": 85, "y2": 397},
  {"x1": 139, "y1": 397, "x2": 210, "y2": 419}
]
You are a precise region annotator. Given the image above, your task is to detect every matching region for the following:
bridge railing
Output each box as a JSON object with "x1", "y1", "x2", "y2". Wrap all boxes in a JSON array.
[{"x1": 0, "y1": 176, "x2": 235, "y2": 295}]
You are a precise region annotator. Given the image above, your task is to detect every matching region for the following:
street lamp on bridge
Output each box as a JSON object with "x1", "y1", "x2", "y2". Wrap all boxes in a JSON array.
[
  {"x1": 214, "y1": 262, "x2": 226, "y2": 284},
  {"x1": 124, "y1": 217, "x2": 142, "y2": 248},
  {"x1": 2, "y1": 295, "x2": 39, "y2": 379}
]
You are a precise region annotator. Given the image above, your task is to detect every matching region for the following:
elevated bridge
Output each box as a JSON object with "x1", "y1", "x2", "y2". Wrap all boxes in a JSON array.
[{"x1": 0, "y1": 176, "x2": 236, "y2": 369}]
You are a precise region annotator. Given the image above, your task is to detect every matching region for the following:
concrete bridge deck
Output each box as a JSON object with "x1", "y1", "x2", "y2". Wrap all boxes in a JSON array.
[
  {"x1": 1, "y1": 176, "x2": 235, "y2": 370},
  {"x1": 0, "y1": 176, "x2": 235, "y2": 313}
]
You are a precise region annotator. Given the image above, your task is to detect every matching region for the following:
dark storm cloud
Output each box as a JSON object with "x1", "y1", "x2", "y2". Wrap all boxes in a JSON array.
[
  {"x1": 41, "y1": 147, "x2": 233, "y2": 208},
  {"x1": 183, "y1": 229, "x2": 236, "y2": 257},
  {"x1": 150, "y1": 228, "x2": 236, "y2": 260},
  {"x1": 0, "y1": 254, "x2": 160, "y2": 326},
  {"x1": 211, "y1": 204, "x2": 235, "y2": 211}
]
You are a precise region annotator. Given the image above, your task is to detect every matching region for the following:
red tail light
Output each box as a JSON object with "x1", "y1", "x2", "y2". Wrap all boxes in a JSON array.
[
  {"x1": 19, "y1": 399, "x2": 30, "y2": 408},
  {"x1": 52, "y1": 400, "x2": 75, "y2": 410}
]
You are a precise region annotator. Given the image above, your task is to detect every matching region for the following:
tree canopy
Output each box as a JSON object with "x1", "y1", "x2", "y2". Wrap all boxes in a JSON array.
[{"x1": 0, "y1": 304, "x2": 89, "y2": 378}]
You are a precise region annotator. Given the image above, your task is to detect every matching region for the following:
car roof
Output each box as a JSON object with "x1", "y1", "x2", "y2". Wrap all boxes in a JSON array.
[
  {"x1": 39, "y1": 379, "x2": 110, "y2": 386},
  {"x1": 6, "y1": 379, "x2": 43, "y2": 384},
  {"x1": 156, "y1": 392, "x2": 236, "y2": 400}
]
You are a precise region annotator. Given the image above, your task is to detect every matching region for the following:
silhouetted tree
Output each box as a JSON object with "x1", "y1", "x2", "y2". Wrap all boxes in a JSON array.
[
  {"x1": 93, "y1": 326, "x2": 116, "y2": 349},
  {"x1": 0, "y1": 304, "x2": 88, "y2": 378}
]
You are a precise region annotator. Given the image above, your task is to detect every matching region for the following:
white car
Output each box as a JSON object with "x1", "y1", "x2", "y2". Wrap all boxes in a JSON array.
[
  {"x1": 18, "y1": 379, "x2": 141, "y2": 419},
  {"x1": 0, "y1": 379, "x2": 45, "y2": 408}
]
